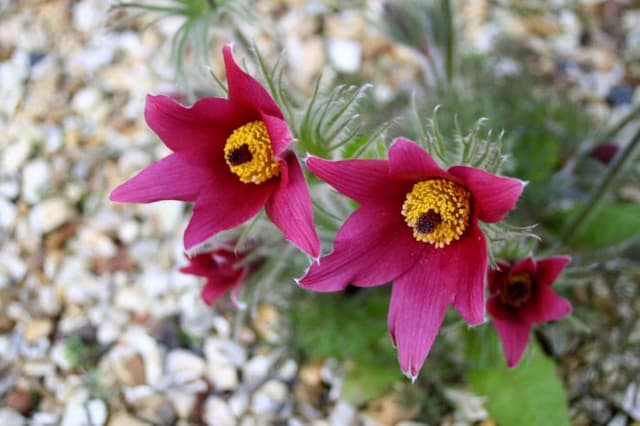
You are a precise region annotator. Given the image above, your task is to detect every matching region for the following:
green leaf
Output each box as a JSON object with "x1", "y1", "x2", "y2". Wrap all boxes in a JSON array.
[
  {"x1": 546, "y1": 203, "x2": 640, "y2": 250},
  {"x1": 467, "y1": 330, "x2": 569, "y2": 426}
]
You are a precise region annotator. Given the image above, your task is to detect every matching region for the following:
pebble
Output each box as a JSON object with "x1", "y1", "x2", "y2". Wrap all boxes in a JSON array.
[
  {"x1": 22, "y1": 160, "x2": 51, "y2": 204},
  {"x1": 165, "y1": 349, "x2": 207, "y2": 384},
  {"x1": 327, "y1": 38, "x2": 362, "y2": 73},
  {"x1": 0, "y1": 409, "x2": 26, "y2": 426},
  {"x1": 28, "y1": 198, "x2": 74, "y2": 234},
  {"x1": 203, "y1": 396, "x2": 236, "y2": 426},
  {"x1": 251, "y1": 379, "x2": 289, "y2": 415}
]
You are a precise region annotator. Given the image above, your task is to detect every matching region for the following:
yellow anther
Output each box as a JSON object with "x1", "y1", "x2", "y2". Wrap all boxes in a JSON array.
[
  {"x1": 224, "y1": 121, "x2": 280, "y2": 184},
  {"x1": 401, "y1": 179, "x2": 471, "y2": 248}
]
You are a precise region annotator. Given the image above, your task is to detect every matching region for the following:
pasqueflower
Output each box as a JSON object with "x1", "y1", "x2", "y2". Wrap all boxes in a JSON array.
[
  {"x1": 110, "y1": 45, "x2": 320, "y2": 257},
  {"x1": 299, "y1": 138, "x2": 524, "y2": 379},
  {"x1": 487, "y1": 256, "x2": 572, "y2": 368},
  {"x1": 179, "y1": 244, "x2": 254, "y2": 306}
]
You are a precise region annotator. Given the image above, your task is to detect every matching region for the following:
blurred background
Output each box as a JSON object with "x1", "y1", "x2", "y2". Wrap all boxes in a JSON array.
[{"x1": 1, "y1": 0, "x2": 640, "y2": 425}]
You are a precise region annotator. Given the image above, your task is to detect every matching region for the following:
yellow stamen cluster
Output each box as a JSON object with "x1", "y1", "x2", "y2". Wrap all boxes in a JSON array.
[
  {"x1": 224, "y1": 120, "x2": 280, "y2": 184},
  {"x1": 401, "y1": 179, "x2": 471, "y2": 248}
]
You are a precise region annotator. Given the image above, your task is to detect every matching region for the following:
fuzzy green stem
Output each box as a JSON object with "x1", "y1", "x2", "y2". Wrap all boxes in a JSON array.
[
  {"x1": 441, "y1": 0, "x2": 455, "y2": 84},
  {"x1": 560, "y1": 126, "x2": 640, "y2": 245}
]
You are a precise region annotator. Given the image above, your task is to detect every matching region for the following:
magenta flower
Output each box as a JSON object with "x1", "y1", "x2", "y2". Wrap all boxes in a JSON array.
[
  {"x1": 179, "y1": 244, "x2": 254, "y2": 306},
  {"x1": 110, "y1": 45, "x2": 320, "y2": 257},
  {"x1": 298, "y1": 138, "x2": 525, "y2": 379},
  {"x1": 487, "y1": 256, "x2": 572, "y2": 368}
]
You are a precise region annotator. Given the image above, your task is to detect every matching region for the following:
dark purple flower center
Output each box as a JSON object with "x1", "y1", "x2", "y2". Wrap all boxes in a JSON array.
[
  {"x1": 226, "y1": 144, "x2": 253, "y2": 166},
  {"x1": 416, "y1": 210, "x2": 442, "y2": 234},
  {"x1": 500, "y1": 271, "x2": 534, "y2": 309}
]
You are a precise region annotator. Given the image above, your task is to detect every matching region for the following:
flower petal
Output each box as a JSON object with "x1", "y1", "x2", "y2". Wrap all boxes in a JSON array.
[
  {"x1": 299, "y1": 205, "x2": 423, "y2": 292},
  {"x1": 535, "y1": 256, "x2": 571, "y2": 287},
  {"x1": 387, "y1": 259, "x2": 455, "y2": 380},
  {"x1": 265, "y1": 154, "x2": 320, "y2": 258},
  {"x1": 451, "y1": 225, "x2": 488, "y2": 326},
  {"x1": 223, "y1": 45, "x2": 283, "y2": 118},
  {"x1": 448, "y1": 166, "x2": 525, "y2": 223},
  {"x1": 200, "y1": 277, "x2": 240, "y2": 305},
  {"x1": 522, "y1": 285, "x2": 572, "y2": 324},
  {"x1": 262, "y1": 113, "x2": 293, "y2": 157},
  {"x1": 183, "y1": 174, "x2": 276, "y2": 250},
  {"x1": 306, "y1": 156, "x2": 408, "y2": 205},
  {"x1": 388, "y1": 137, "x2": 448, "y2": 180},
  {"x1": 110, "y1": 154, "x2": 204, "y2": 203},
  {"x1": 491, "y1": 312, "x2": 532, "y2": 368},
  {"x1": 145, "y1": 94, "x2": 249, "y2": 166},
  {"x1": 510, "y1": 257, "x2": 536, "y2": 276}
]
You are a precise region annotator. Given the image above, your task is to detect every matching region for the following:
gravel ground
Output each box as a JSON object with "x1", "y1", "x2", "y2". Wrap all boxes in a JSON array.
[{"x1": 1, "y1": 1, "x2": 640, "y2": 425}]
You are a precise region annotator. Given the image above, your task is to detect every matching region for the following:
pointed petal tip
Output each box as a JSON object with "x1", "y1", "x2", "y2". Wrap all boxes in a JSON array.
[{"x1": 402, "y1": 367, "x2": 419, "y2": 383}]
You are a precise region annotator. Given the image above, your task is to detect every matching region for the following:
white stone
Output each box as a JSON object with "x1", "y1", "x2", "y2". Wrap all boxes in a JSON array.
[
  {"x1": 22, "y1": 159, "x2": 51, "y2": 204},
  {"x1": 30, "y1": 412, "x2": 60, "y2": 426},
  {"x1": 50, "y1": 342, "x2": 75, "y2": 371},
  {"x1": 444, "y1": 388, "x2": 488, "y2": 422},
  {"x1": 203, "y1": 396, "x2": 235, "y2": 426},
  {"x1": 0, "y1": 197, "x2": 17, "y2": 230},
  {"x1": 87, "y1": 399, "x2": 108, "y2": 426},
  {"x1": 207, "y1": 362, "x2": 238, "y2": 391},
  {"x1": 0, "y1": 180, "x2": 19, "y2": 199},
  {"x1": 121, "y1": 327, "x2": 164, "y2": 386},
  {"x1": 204, "y1": 337, "x2": 247, "y2": 366},
  {"x1": 327, "y1": 38, "x2": 362, "y2": 73},
  {"x1": 78, "y1": 228, "x2": 117, "y2": 258},
  {"x1": 277, "y1": 359, "x2": 298, "y2": 382},
  {"x1": 72, "y1": 0, "x2": 107, "y2": 34},
  {"x1": 2, "y1": 140, "x2": 31, "y2": 175},
  {"x1": 243, "y1": 354, "x2": 274, "y2": 387},
  {"x1": 166, "y1": 349, "x2": 207, "y2": 384},
  {"x1": 228, "y1": 390, "x2": 249, "y2": 417},
  {"x1": 117, "y1": 220, "x2": 139, "y2": 244},
  {"x1": 166, "y1": 390, "x2": 196, "y2": 420},
  {"x1": 61, "y1": 403, "x2": 88, "y2": 426},
  {"x1": 0, "y1": 251, "x2": 27, "y2": 282},
  {"x1": 329, "y1": 401, "x2": 357, "y2": 426},
  {"x1": 140, "y1": 267, "x2": 170, "y2": 298},
  {"x1": 29, "y1": 198, "x2": 74, "y2": 234},
  {"x1": 0, "y1": 409, "x2": 26, "y2": 426},
  {"x1": 251, "y1": 380, "x2": 288, "y2": 415}
]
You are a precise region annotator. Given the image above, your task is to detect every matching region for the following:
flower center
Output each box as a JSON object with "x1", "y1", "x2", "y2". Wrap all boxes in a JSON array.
[
  {"x1": 401, "y1": 179, "x2": 471, "y2": 248},
  {"x1": 499, "y1": 271, "x2": 534, "y2": 309},
  {"x1": 224, "y1": 120, "x2": 280, "y2": 184}
]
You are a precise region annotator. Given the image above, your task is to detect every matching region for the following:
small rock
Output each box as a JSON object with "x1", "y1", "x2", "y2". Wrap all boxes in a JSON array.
[
  {"x1": 134, "y1": 393, "x2": 176, "y2": 426},
  {"x1": 22, "y1": 160, "x2": 51, "y2": 204},
  {"x1": 203, "y1": 396, "x2": 235, "y2": 426},
  {"x1": 87, "y1": 400, "x2": 108, "y2": 426},
  {"x1": 111, "y1": 349, "x2": 146, "y2": 386},
  {"x1": 204, "y1": 337, "x2": 247, "y2": 366},
  {"x1": 329, "y1": 401, "x2": 357, "y2": 426},
  {"x1": 0, "y1": 409, "x2": 26, "y2": 426},
  {"x1": 166, "y1": 349, "x2": 206, "y2": 384},
  {"x1": 0, "y1": 198, "x2": 17, "y2": 230},
  {"x1": 166, "y1": 390, "x2": 196, "y2": 420},
  {"x1": 29, "y1": 198, "x2": 74, "y2": 234},
  {"x1": 276, "y1": 359, "x2": 298, "y2": 382},
  {"x1": 228, "y1": 389, "x2": 249, "y2": 417},
  {"x1": 2, "y1": 140, "x2": 31, "y2": 175},
  {"x1": 61, "y1": 403, "x2": 88, "y2": 426},
  {"x1": 327, "y1": 38, "x2": 362, "y2": 73},
  {"x1": 107, "y1": 412, "x2": 149, "y2": 426},
  {"x1": 251, "y1": 379, "x2": 288, "y2": 415},
  {"x1": 243, "y1": 354, "x2": 275, "y2": 387},
  {"x1": 208, "y1": 362, "x2": 238, "y2": 391},
  {"x1": 24, "y1": 319, "x2": 52, "y2": 343}
]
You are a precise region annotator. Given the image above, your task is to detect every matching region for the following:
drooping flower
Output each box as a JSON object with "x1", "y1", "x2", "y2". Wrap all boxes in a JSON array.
[
  {"x1": 298, "y1": 138, "x2": 525, "y2": 379},
  {"x1": 179, "y1": 243, "x2": 255, "y2": 307},
  {"x1": 110, "y1": 45, "x2": 320, "y2": 257},
  {"x1": 487, "y1": 256, "x2": 572, "y2": 368}
]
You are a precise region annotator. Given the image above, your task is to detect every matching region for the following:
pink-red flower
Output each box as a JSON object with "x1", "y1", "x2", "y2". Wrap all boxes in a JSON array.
[
  {"x1": 487, "y1": 256, "x2": 572, "y2": 368},
  {"x1": 298, "y1": 138, "x2": 524, "y2": 379},
  {"x1": 110, "y1": 45, "x2": 320, "y2": 257},
  {"x1": 179, "y1": 244, "x2": 254, "y2": 306}
]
